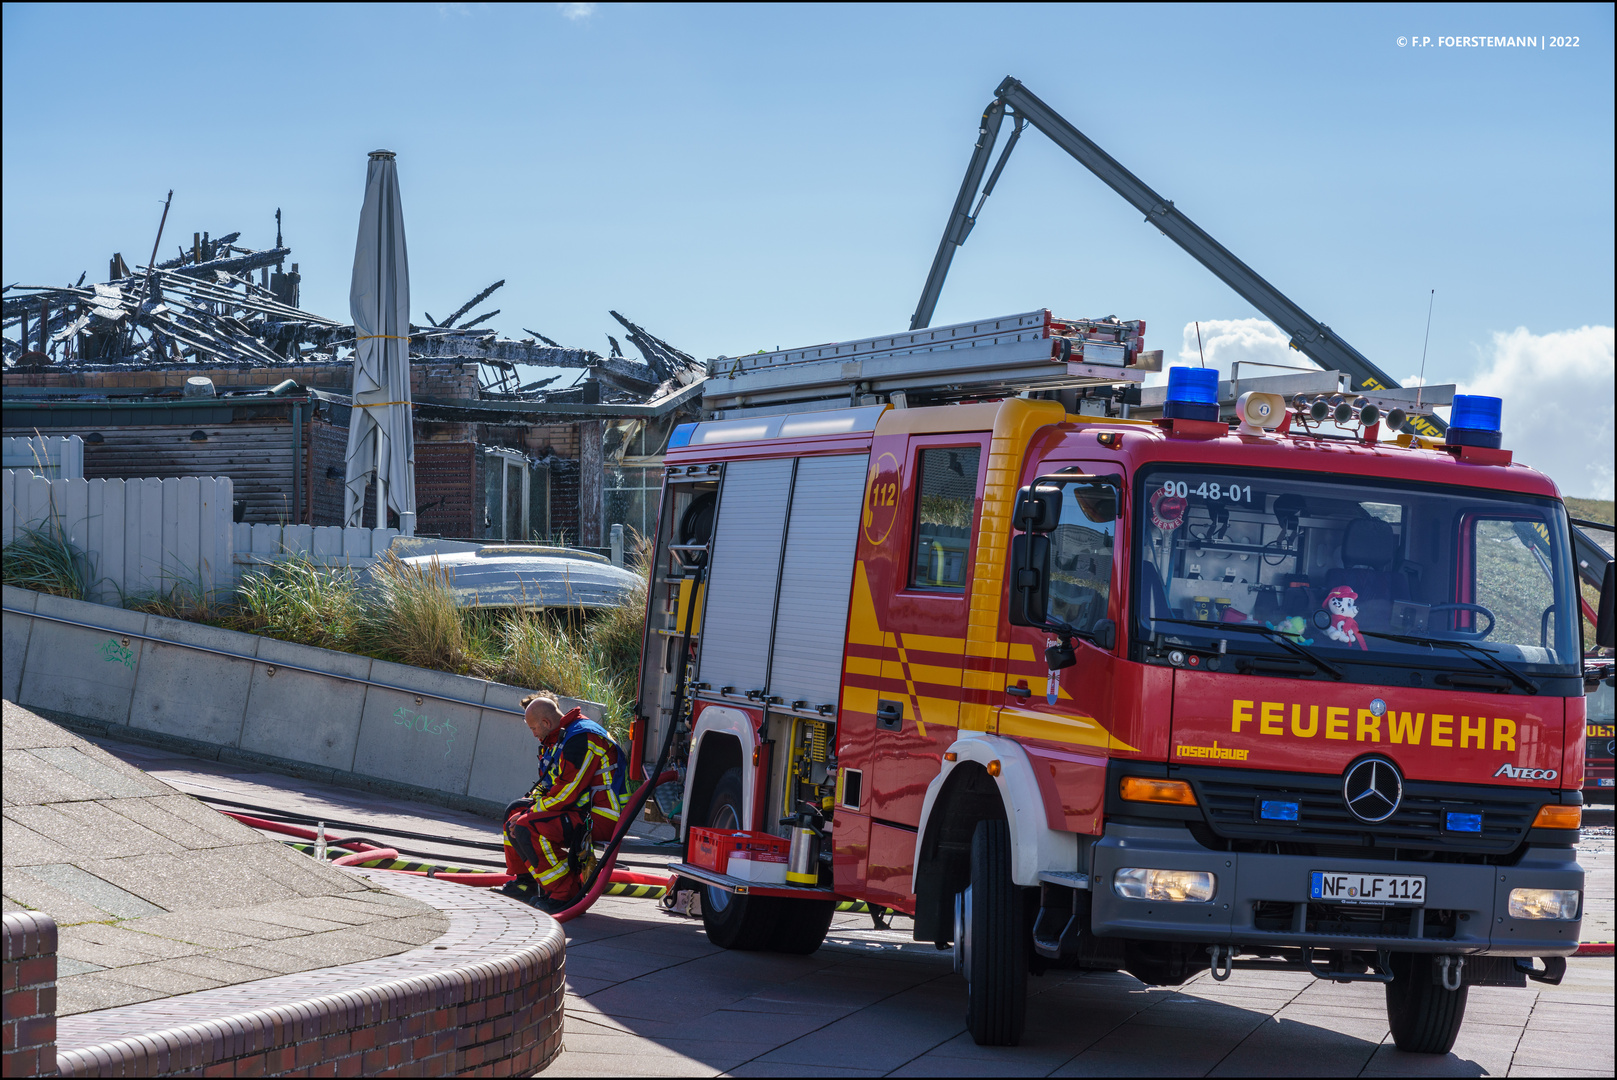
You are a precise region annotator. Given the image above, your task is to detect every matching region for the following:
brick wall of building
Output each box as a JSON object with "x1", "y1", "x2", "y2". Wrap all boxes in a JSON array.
[
  {"x1": 416, "y1": 442, "x2": 477, "y2": 538},
  {"x1": 2, "y1": 911, "x2": 57, "y2": 1079}
]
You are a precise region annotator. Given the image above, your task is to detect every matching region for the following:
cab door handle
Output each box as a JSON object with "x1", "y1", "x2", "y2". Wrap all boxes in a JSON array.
[
  {"x1": 876, "y1": 700, "x2": 903, "y2": 731},
  {"x1": 1006, "y1": 685, "x2": 1031, "y2": 698}
]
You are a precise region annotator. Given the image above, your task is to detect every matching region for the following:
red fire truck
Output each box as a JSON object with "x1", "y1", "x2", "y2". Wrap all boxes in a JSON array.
[{"x1": 632, "y1": 317, "x2": 1602, "y2": 1053}]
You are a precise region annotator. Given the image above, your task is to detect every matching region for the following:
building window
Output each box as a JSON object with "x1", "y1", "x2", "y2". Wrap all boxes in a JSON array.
[{"x1": 606, "y1": 462, "x2": 661, "y2": 546}]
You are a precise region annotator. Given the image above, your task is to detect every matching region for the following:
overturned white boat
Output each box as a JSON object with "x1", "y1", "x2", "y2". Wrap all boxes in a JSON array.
[{"x1": 384, "y1": 538, "x2": 640, "y2": 609}]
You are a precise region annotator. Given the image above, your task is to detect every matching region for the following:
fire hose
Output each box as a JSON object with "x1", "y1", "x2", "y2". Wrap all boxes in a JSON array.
[
  {"x1": 218, "y1": 810, "x2": 673, "y2": 896},
  {"x1": 544, "y1": 564, "x2": 706, "y2": 923},
  {"x1": 216, "y1": 569, "x2": 704, "y2": 922}
]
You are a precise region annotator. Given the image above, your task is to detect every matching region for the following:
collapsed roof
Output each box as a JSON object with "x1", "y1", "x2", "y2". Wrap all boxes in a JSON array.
[{"x1": 3, "y1": 230, "x2": 704, "y2": 415}]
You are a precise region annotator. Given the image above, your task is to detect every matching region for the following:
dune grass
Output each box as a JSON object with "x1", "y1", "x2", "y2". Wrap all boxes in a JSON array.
[
  {"x1": 1, "y1": 520, "x2": 92, "y2": 601},
  {"x1": 218, "y1": 550, "x2": 647, "y2": 740}
]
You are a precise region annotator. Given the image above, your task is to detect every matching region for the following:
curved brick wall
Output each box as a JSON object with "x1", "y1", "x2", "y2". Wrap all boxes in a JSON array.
[{"x1": 49, "y1": 870, "x2": 565, "y2": 1078}]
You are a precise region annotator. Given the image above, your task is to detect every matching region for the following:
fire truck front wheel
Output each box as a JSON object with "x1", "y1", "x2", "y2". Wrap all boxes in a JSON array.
[
  {"x1": 699, "y1": 768, "x2": 780, "y2": 950},
  {"x1": 958, "y1": 819, "x2": 1028, "y2": 1046},
  {"x1": 1385, "y1": 952, "x2": 1469, "y2": 1054}
]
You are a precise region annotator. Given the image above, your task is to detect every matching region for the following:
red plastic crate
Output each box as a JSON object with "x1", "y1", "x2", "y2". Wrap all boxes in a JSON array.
[{"x1": 688, "y1": 827, "x2": 791, "y2": 876}]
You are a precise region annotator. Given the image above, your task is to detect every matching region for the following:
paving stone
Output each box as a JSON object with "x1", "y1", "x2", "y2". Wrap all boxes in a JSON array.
[
  {"x1": 1512, "y1": 1026, "x2": 1616, "y2": 1071},
  {"x1": 1208, "y1": 1014, "x2": 1383, "y2": 1076},
  {"x1": 29, "y1": 746, "x2": 165, "y2": 797},
  {"x1": 21, "y1": 863, "x2": 167, "y2": 918},
  {"x1": 23, "y1": 798, "x2": 185, "y2": 857},
  {"x1": 150, "y1": 953, "x2": 283, "y2": 985},
  {"x1": 96, "y1": 960, "x2": 227, "y2": 997},
  {"x1": 57, "y1": 971, "x2": 167, "y2": 1015},
  {"x1": 61, "y1": 922, "x2": 207, "y2": 962},
  {"x1": 0, "y1": 868, "x2": 123, "y2": 926},
  {"x1": 563, "y1": 1030, "x2": 776, "y2": 1070},
  {"x1": 752, "y1": 983, "x2": 966, "y2": 1072},
  {"x1": 0, "y1": 813, "x2": 78, "y2": 865},
  {"x1": 2, "y1": 749, "x2": 109, "y2": 804},
  {"x1": 549, "y1": 1048, "x2": 723, "y2": 1077},
  {"x1": 726, "y1": 1064, "x2": 883, "y2": 1078}
]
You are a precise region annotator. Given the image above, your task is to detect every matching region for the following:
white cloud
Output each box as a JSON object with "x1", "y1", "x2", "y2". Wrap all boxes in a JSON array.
[
  {"x1": 1458, "y1": 325, "x2": 1614, "y2": 500},
  {"x1": 557, "y1": 2, "x2": 596, "y2": 19},
  {"x1": 1156, "y1": 319, "x2": 1614, "y2": 499},
  {"x1": 1144, "y1": 318, "x2": 1306, "y2": 387}
]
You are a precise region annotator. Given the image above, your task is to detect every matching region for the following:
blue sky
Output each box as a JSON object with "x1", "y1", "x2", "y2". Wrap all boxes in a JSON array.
[{"x1": 4, "y1": 3, "x2": 1613, "y2": 494}]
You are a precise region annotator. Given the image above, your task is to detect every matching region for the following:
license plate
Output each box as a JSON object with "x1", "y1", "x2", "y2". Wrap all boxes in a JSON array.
[{"x1": 1310, "y1": 870, "x2": 1425, "y2": 906}]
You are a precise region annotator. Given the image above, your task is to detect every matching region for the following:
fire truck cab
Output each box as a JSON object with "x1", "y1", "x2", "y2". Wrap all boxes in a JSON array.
[{"x1": 634, "y1": 376, "x2": 1597, "y2": 1051}]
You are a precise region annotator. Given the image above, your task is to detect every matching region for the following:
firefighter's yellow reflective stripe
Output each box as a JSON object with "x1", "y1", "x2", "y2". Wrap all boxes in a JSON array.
[
  {"x1": 998, "y1": 707, "x2": 1140, "y2": 753},
  {"x1": 534, "y1": 744, "x2": 608, "y2": 812}
]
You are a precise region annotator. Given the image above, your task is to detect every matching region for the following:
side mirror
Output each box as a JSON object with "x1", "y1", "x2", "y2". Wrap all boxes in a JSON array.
[
  {"x1": 1013, "y1": 486, "x2": 1061, "y2": 532},
  {"x1": 1092, "y1": 618, "x2": 1117, "y2": 651},
  {"x1": 1009, "y1": 533, "x2": 1051, "y2": 626},
  {"x1": 1599, "y1": 560, "x2": 1615, "y2": 650}
]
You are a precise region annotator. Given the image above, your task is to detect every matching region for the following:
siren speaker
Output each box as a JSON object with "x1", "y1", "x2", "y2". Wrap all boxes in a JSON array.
[{"x1": 1236, "y1": 392, "x2": 1286, "y2": 435}]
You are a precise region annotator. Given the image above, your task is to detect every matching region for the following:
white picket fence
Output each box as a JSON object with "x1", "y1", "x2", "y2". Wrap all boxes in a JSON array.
[
  {"x1": 2, "y1": 435, "x2": 84, "y2": 479},
  {"x1": 1, "y1": 468, "x2": 232, "y2": 603},
  {"x1": 232, "y1": 523, "x2": 399, "y2": 579},
  {"x1": 3, "y1": 469, "x2": 403, "y2": 604}
]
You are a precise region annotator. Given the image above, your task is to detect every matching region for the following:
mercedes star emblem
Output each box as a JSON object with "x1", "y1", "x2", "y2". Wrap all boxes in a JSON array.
[{"x1": 1342, "y1": 756, "x2": 1402, "y2": 823}]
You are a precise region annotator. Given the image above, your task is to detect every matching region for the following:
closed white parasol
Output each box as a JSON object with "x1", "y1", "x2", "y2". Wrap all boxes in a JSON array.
[{"x1": 343, "y1": 149, "x2": 416, "y2": 535}]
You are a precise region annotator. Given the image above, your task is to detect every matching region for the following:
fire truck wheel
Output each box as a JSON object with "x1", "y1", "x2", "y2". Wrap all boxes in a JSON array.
[
  {"x1": 961, "y1": 819, "x2": 1028, "y2": 1046},
  {"x1": 768, "y1": 899, "x2": 836, "y2": 955},
  {"x1": 699, "y1": 768, "x2": 780, "y2": 950},
  {"x1": 1385, "y1": 952, "x2": 1469, "y2": 1054}
]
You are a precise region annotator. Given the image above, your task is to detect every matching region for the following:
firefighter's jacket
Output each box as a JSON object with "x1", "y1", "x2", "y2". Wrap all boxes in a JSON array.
[{"x1": 528, "y1": 709, "x2": 625, "y2": 831}]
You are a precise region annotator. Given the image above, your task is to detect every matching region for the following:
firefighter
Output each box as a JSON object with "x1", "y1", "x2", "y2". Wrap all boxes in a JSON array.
[{"x1": 499, "y1": 691, "x2": 625, "y2": 913}]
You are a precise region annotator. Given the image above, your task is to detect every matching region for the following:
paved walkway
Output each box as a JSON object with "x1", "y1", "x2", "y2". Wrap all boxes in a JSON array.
[
  {"x1": 81, "y1": 730, "x2": 1616, "y2": 1077},
  {"x1": 553, "y1": 896, "x2": 1614, "y2": 1078},
  {"x1": 1, "y1": 702, "x2": 445, "y2": 1016}
]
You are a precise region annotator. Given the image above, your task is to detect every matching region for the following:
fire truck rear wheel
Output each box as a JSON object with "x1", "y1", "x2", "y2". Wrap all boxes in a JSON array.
[
  {"x1": 768, "y1": 899, "x2": 836, "y2": 955},
  {"x1": 699, "y1": 768, "x2": 779, "y2": 950},
  {"x1": 960, "y1": 819, "x2": 1027, "y2": 1046},
  {"x1": 1385, "y1": 952, "x2": 1469, "y2": 1054}
]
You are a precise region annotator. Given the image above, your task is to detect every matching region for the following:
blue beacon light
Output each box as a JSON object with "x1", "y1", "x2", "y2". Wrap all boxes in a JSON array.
[
  {"x1": 1163, "y1": 366, "x2": 1221, "y2": 422},
  {"x1": 1446, "y1": 394, "x2": 1503, "y2": 449},
  {"x1": 668, "y1": 423, "x2": 696, "y2": 449}
]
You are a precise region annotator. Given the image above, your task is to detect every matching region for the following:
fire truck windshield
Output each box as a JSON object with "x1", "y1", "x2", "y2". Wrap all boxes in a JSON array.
[{"x1": 1134, "y1": 466, "x2": 1581, "y2": 683}]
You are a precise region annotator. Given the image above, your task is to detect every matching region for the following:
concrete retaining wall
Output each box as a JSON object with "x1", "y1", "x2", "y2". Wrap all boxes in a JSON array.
[{"x1": 1, "y1": 585, "x2": 603, "y2": 815}]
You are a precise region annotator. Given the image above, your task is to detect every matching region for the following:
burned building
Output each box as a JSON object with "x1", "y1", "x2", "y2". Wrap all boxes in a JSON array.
[{"x1": 3, "y1": 233, "x2": 702, "y2": 546}]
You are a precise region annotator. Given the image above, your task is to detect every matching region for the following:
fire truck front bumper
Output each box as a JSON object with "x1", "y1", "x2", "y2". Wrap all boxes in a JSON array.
[{"x1": 1089, "y1": 824, "x2": 1585, "y2": 956}]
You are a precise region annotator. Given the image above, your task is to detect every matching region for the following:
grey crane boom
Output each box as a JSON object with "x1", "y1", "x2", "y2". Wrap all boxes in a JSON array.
[{"x1": 912, "y1": 76, "x2": 1446, "y2": 437}]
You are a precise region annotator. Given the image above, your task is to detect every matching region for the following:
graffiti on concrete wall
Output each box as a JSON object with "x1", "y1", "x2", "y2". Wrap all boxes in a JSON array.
[{"x1": 393, "y1": 705, "x2": 458, "y2": 761}]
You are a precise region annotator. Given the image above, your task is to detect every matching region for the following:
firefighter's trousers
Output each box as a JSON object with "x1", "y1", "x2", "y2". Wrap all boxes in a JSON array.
[{"x1": 504, "y1": 808, "x2": 587, "y2": 901}]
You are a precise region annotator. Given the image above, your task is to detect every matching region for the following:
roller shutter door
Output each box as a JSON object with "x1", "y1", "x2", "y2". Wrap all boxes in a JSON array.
[
  {"x1": 768, "y1": 453, "x2": 869, "y2": 711},
  {"x1": 696, "y1": 457, "x2": 792, "y2": 694}
]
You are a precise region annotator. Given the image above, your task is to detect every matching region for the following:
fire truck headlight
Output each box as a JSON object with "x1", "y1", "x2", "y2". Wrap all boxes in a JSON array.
[
  {"x1": 1507, "y1": 888, "x2": 1580, "y2": 921},
  {"x1": 1113, "y1": 868, "x2": 1216, "y2": 903}
]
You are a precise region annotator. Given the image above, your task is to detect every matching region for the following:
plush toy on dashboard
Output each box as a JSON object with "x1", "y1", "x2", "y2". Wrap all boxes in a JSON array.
[{"x1": 1322, "y1": 586, "x2": 1369, "y2": 650}]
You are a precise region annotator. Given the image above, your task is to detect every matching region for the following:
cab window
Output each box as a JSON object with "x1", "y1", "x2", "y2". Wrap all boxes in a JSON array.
[
  {"x1": 1048, "y1": 488, "x2": 1116, "y2": 633},
  {"x1": 910, "y1": 447, "x2": 979, "y2": 590}
]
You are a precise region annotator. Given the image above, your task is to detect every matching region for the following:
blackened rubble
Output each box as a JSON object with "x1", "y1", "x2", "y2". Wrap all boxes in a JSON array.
[{"x1": 2, "y1": 234, "x2": 704, "y2": 416}]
